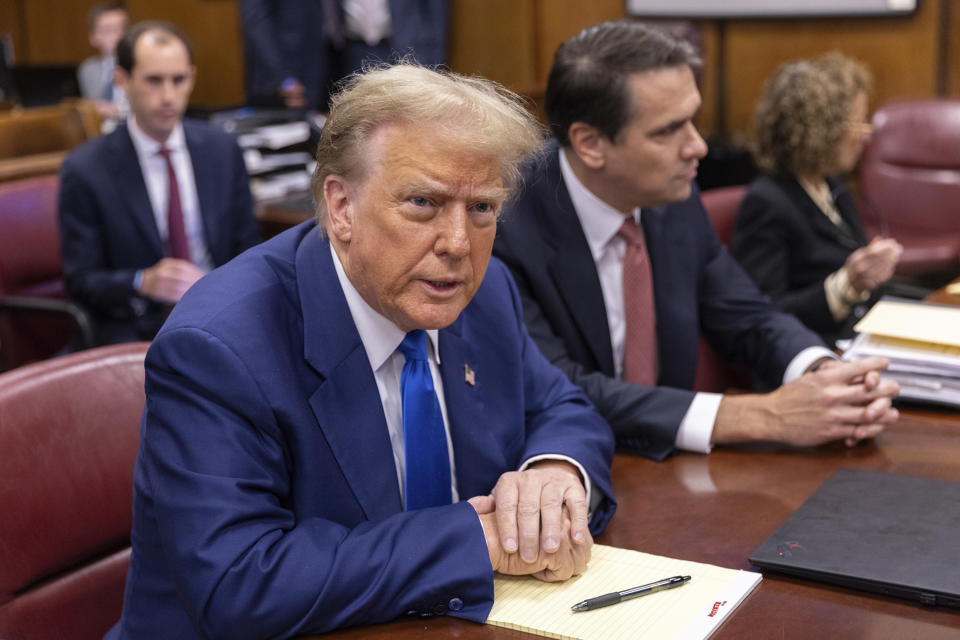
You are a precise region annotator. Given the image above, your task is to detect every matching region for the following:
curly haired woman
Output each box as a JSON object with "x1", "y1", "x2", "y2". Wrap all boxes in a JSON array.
[{"x1": 732, "y1": 53, "x2": 902, "y2": 346}]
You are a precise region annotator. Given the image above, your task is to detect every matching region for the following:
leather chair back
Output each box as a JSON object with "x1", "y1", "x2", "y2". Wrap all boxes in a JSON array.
[
  {"x1": 0, "y1": 342, "x2": 148, "y2": 640},
  {"x1": 0, "y1": 175, "x2": 62, "y2": 297},
  {"x1": 859, "y1": 100, "x2": 960, "y2": 275},
  {"x1": 700, "y1": 184, "x2": 747, "y2": 246},
  {"x1": 694, "y1": 184, "x2": 752, "y2": 392},
  {"x1": 0, "y1": 174, "x2": 91, "y2": 370}
]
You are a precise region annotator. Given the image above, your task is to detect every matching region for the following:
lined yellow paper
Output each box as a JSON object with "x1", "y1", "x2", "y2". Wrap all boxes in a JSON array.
[
  {"x1": 853, "y1": 300, "x2": 960, "y2": 348},
  {"x1": 487, "y1": 544, "x2": 761, "y2": 640}
]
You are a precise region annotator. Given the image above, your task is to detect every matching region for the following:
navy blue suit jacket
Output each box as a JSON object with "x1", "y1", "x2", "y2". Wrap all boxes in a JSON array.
[
  {"x1": 58, "y1": 120, "x2": 260, "y2": 344},
  {"x1": 494, "y1": 144, "x2": 824, "y2": 461},
  {"x1": 109, "y1": 222, "x2": 616, "y2": 639}
]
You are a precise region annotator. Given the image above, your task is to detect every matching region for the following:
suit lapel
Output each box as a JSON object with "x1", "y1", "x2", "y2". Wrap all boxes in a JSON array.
[
  {"x1": 437, "y1": 321, "x2": 504, "y2": 499},
  {"x1": 184, "y1": 122, "x2": 220, "y2": 260},
  {"x1": 107, "y1": 125, "x2": 164, "y2": 256},
  {"x1": 540, "y1": 148, "x2": 616, "y2": 374},
  {"x1": 298, "y1": 230, "x2": 403, "y2": 520},
  {"x1": 784, "y1": 177, "x2": 861, "y2": 251},
  {"x1": 829, "y1": 177, "x2": 868, "y2": 245}
]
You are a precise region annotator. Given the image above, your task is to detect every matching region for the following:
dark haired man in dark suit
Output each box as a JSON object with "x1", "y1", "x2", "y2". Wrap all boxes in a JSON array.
[
  {"x1": 495, "y1": 20, "x2": 900, "y2": 461},
  {"x1": 59, "y1": 21, "x2": 259, "y2": 344}
]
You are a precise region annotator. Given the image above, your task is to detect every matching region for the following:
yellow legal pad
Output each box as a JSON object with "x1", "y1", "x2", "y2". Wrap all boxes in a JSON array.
[{"x1": 487, "y1": 544, "x2": 760, "y2": 640}]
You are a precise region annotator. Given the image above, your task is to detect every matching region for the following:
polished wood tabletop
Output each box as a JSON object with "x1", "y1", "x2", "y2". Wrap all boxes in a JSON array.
[{"x1": 310, "y1": 406, "x2": 960, "y2": 640}]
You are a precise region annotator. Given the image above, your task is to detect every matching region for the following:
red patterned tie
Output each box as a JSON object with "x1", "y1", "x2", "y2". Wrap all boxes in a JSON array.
[
  {"x1": 157, "y1": 146, "x2": 190, "y2": 260},
  {"x1": 618, "y1": 218, "x2": 657, "y2": 385}
]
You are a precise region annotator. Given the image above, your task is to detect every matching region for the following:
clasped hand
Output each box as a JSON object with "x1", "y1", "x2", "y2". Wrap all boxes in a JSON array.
[
  {"x1": 844, "y1": 237, "x2": 903, "y2": 295},
  {"x1": 468, "y1": 460, "x2": 592, "y2": 582},
  {"x1": 770, "y1": 355, "x2": 899, "y2": 447}
]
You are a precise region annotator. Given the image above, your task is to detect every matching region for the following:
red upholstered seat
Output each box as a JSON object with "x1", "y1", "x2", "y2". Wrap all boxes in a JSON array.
[
  {"x1": 0, "y1": 175, "x2": 94, "y2": 370},
  {"x1": 695, "y1": 184, "x2": 752, "y2": 392},
  {"x1": 859, "y1": 100, "x2": 960, "y2": 276},
  {"x1": 700, "y1": 184, "x2": 747, "y2": 246},
  {"x1": 0, "y1": 342, "x2": 148, "y2": 640}
]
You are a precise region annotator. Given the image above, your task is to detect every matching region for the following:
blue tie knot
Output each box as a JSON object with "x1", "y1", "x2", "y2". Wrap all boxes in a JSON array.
[{"x1": 398, "y1": 330, "x2": 428, "y2": 362}]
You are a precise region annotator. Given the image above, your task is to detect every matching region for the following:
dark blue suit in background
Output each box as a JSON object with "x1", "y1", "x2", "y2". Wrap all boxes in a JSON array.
[
  {"x1": 58, "y1": 120, "x2": 260, "y2": 344},
  {"x1": 109, "y1": 222, "x2": 616, "y2": 639},
  {"x1": 494, "y1": 143, "x2": 823, "y2": 461},
  {"x1": 240, "y1": 0, "x2": 448, "y2": 110}
]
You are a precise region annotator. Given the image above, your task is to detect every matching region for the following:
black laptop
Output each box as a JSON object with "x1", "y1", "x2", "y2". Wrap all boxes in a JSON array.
[{"x1": 749, "y1": 468, "x2": 960, "y2": 608}]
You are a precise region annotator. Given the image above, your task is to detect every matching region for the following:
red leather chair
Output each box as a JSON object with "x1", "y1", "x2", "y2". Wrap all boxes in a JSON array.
[
  {"x1": 0, "y1": 175, "x2": 94, "y2": 371},
  {"x1": 699, "y1": 184, "x2": 747, "y2": 246},
  {"x1": 859, "y1": 100, "x2": 960, "y2": 277},
  {"x1": 695, "y1": 184, "x2": 752, "y2": 392},
  {"x1": 0, "y1": 342, "x2": 148, "y2": 640}
]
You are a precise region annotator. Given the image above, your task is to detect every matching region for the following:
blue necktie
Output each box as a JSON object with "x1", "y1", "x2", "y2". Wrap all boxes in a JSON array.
[{"x1": 398, "y1": 330, "x2": 452, "y2": 510}]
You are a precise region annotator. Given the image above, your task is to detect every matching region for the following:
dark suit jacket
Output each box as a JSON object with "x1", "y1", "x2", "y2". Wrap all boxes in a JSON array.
[
  {"x1": 732, "y1": 174, "x2": 869, "y2": 345},
  {"x1": 58, "y1": 120, "x2": 260, "y2": 344},
  {"x1": 108, "y1": 222, "x2": 616, "y2": 639},
  {"x1": 239, "y1": 0, "x2": 329, "y2": 109},
  {"x1": 494, "y1": 144, "x2": 823, "y2": 461},
  {"x1": 240, "y1": 0, "x2": 447, "y2": 109}
]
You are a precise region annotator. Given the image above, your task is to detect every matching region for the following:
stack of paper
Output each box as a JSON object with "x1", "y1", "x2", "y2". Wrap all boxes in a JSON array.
[
  {"x1": 843, "y1": 299, "x2": 960, "y2": 408},
  {"x1": 487, "y1": 544, "x2": 761, "y2": 640}
]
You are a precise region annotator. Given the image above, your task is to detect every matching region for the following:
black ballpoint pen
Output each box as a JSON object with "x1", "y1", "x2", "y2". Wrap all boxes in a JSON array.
[{"x1": 571, "y1": 575, "x2": 691, "y2": 612}]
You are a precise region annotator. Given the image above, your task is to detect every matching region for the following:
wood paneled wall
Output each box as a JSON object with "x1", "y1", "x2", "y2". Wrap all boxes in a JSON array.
[
  {"x1": 718, "y1": 0, "x2": 942, "y2": 141},
  {"x1": 2, "y1": 0, "x2": 955, "y2": 135}
]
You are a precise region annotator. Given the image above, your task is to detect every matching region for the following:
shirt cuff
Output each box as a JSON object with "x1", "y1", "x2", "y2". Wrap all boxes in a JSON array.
[
  {"x1": 520, "y1": 454, "x2": 598, "y2": 517},
  {"x1": 824, "y1": 269, "x2": 853, "y2": 322},
  {"x1": 783, "y1": 346, "x2": 838, "y2": 383},
  {"x1": 133, "y1": 269, "x2": 144, "y2": 292},
  {"x1": 675, "y1": 392, "x2": 721, "y2": 454}
]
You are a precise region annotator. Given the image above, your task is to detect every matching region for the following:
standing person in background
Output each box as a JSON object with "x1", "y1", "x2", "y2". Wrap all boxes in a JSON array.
[
  {"x1": 77, "y1": 1, "x2": 129, "y2": 120},
  {"x1": 238, "y1": 0, "x2": 327, "y2": 109},
  {"x1": 239, "y1": 0, "x2": 448, "y2": 111},
  {"x1": 733, "y1": 53, "x2": 902, "y2": 346},
  {"x1": 59, "y1": 21, "x2": 260, "y2": 345}
]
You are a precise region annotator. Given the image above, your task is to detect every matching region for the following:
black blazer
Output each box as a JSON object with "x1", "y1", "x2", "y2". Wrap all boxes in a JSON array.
[
  {"x1": 732, "y1": 174, "x2": 869, "y2": 346},
  {"x1": 494, "y1": 143, "x2": 823, "y2": 461},
  {"x1": 58, "y1": 120, "x2": 261, "y2": 344}
]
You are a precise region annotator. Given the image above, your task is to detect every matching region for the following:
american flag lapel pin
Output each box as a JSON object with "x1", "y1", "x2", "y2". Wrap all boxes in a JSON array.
[{"x1": 464, "y1": 364, "x2": 476, "y2": 386}]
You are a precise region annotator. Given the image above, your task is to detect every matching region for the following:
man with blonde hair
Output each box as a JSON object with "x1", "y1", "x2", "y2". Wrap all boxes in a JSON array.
[{"x1": 108, "y1": 63, "x2": 615, "y2": 639}]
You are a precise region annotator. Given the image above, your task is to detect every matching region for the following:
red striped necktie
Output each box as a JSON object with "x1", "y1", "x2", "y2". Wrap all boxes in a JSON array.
[
  {"x1": 157, "y1": 146, "x2": 191, "y2": 261},
  {"x1": 617, "y1": 218, "x2": 657, "y2": 386}
]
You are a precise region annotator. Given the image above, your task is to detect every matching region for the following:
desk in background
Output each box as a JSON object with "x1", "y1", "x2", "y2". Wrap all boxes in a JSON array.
[{"x1": 256, "y1": 191, "x2": 314, "y2": 240}]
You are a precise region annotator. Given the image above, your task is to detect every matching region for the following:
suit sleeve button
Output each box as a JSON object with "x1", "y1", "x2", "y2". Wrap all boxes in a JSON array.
[
  {"x1": 448, "y1": 597, "x2": 464, "y2": 611},
  {"x1": 433, "y1": 603, "x2": 448, "y2": 615}
]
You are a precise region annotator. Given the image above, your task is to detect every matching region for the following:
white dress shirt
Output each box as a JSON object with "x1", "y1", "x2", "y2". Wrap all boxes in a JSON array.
[
  {"x1": 559, "y1": 148, "x2": 831, "y2": 453},
  {"x1": 127, "y1": 117, "x2": 213, "y2": 272},
  {"x1": 331, "y1": 244, "x2": 594, "y2": 507},
  {"x1": 343, "y1": 0, "x2": 392, "y2": 46}
]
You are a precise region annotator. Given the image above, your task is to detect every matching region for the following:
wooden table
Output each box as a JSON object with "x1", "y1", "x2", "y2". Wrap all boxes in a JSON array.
[{"x1": 312, "y1": 406, "x2": 960, "y2": 639}]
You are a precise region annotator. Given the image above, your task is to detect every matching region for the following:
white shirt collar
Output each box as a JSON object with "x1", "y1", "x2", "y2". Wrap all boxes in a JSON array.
[
  {"x1": 558, "y1": 147, "x2": 640, "y2": 259},
  {"x1": 330, "y1": 243, "x2": 441, "y2": 372},
  {"x1": 127, "y1": 116, "x2": 186, "y2": 158}
]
